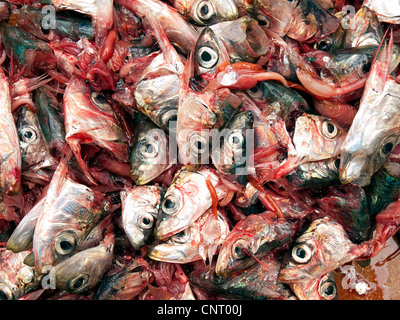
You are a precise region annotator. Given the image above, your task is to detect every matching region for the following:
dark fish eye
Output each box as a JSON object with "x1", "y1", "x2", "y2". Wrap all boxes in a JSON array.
[
  {"x1": 291, "y1": 243, "x2": 313, "y2": 264},
  {"x1": 139, "y1": 139, "x2": 159, "y2": 158},
  {"x1": 362, "y1": 61, "x2": 372, "y2": 74},
  {"x1": 138, "y1": 213, "x2": 154, "y2": 229},
  {"x1": 189, "y1": 133, "x2": 209, "y2": 154},
  {"x1": 90, "y1": 92, "x2": 111, "y2": 111},
  {"x1": 381, "y1": 142, "x2": 394, "y2": 156},
  {"x1": 196, "y1": 0, "x2": 214, "y2": 20},
  {"x1": 317, "y1": 40, "x2": 331, "y2": 51},
  {"x1": 162, "y1": 195, "x2": 180, "y2": 215},
  {"x1": 321, "y1": 120, "x2": 339, "y2": 139},
  {"x1": 171, "y1": 228, "x2": 191, "y2": 244},
  {"x1": 69, "y1": 274, "x2": 89, "y2": 292},
  {"x1": 334, "y1": 158, "x2": 340, "y2": 169},
  {"x1": 196, "y1": 46, "x2": 218, "y2": 69},
  {"x1": 231, "y1": 239, "x2": 248, "y2": 259},
  {"x1": 257, "y1": 15, "x2": 271, "y2": 28},
  {"x1": 0, "y1": 290, "x2": 9, "y2": 300},
  {"x1": 320, "y1": 281, "x2": 337, "y2": 300},
  {"x1": 55, "y1": 233, "x2": 77, "y2": 256},
  {"x1": 20, "y1": 127, "x2": 37, "y2": 144}
]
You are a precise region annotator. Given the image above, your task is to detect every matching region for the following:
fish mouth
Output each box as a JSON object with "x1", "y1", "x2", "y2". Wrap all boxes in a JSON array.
[
  {"x1": 148, "y1": 244, "x2": 186, "y2": 263},
  {"x1": 339, "y1": 152, "x2": 372, "y2": 187}
]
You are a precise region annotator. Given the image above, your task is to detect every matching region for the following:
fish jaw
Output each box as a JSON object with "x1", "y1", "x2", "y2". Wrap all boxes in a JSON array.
[{"x1": 339, "y1": 151, "x2": 374, "y2": 187}]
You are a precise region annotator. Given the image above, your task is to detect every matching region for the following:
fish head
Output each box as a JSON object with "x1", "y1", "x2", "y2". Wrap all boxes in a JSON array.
[
  {"x1": 175, "y1": 0, "x2": 239, "y2": 25},
  {"x1": 150, "y1": 208, "x2": 230, "y2": 263},
  {"x1": 211, "y1": 110, "x2": 254, "y2": 176},
  {"x1": 121, "y1": 186, "x2": 164, "y2": 250},
  {"x1": 134, "y1": 74, "x2": 179, "y2": 134},
  {"x1": 292, "y1": 114, "x2": 347, "y2": 163},
  {"x1": 340, "y1": 106, "x2": 400, "y2": 187},
  {"x1": 194, "y1": 27, "x2": 230, "y2": 79},
  {"x1": 279, "y1": 217, "x2": 356, "y2": 282},
  {"x1": 253, "y1": 0, "x2": 295, "y2": 37},
  {"x1": 33, "y1": 179, "x2": 110, "y2": 271},
  {"x1": 210, "y1": 16, "x2": 270, "y2": 61},
  {"x1": 130, "y1": 114, "x2": 173, "y2": 185},
  {"x1": 290, "y1": 272, "x2": 338, "y2": 300},
  {"x1": 17, "y1": 105, "x2": 56, "y2": 171},
  {"x1": 54, "y1": 229, "x2": 115, "y2": 294},
  {"x1": 148, "y1": 225, "x2": 200, "y2": 263}
]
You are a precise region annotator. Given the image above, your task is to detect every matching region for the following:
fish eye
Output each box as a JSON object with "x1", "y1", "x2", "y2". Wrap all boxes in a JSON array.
[
  {"x1": 0, "y1": 284, "x2": 13, "y2": 300},
  {"x1": 196, "y1": 0, "x2": 214, "y2": 21},
  {"x1": 316, "y1": 39, "x2": 332, "y2": 51},
  {"x1": 20, "y1": 127, "x2": 37, "y2": 144},
  {"x1": 381, "y1": 141, "x2": 394, "y2": 157},
  {"x1": 137, "y1": 213, "x2": 154, "y2": 230},
  {"x1": 291, "y1": 243, "x2": 313, "y2": 264},
  {"x1": 54, "y1": 233, "x2": 77, "y2": 256},
  {"x1": 161, "y1": 109, "x2": 178, "y2": 131},
  {"x1": 228, "y1": 131, "x2": 245, "y2": 150},
  {"x1": 246, "y1": 84, "x2": 264, "y2": 100},
  {"x1": 196, "y1": 46, "x2": 219, "y2": 69},
  {"x1": 68, "y1": 274, "x2": 89, "y2": 292},
  {"x1": 231, "y1": 239, "x2": 248, "y2": 259},
  {"x1": 139, "y1": 139, "x2": 159, "y2": 158},
  {"x1": 90, "y1": 92, "x2": 111, "y2": 111},
  {"x1": 321, "y1": 120, "x2": 339, "y2": 139},
  {"x1": 189, "y1": 132, "x2": 209, "y2": 154},
  {"x1": 210, "y1": 270, "x2": 223, "y2": 285},
  {"x1": 319, "y1": 280, "x2": 337, "y2": 300},
  {"x1": 357, "y1": 60, "x2": 372, "y2": 77},
  {"x1": 256, "y1": 15, "x2": 271, "y2": 28},
  {"x1": 170, "y1": 228, "x2": 191, "y2": 244},
  {"x1": 162, "y1": 194, "x2": 180, "y2": 215}
]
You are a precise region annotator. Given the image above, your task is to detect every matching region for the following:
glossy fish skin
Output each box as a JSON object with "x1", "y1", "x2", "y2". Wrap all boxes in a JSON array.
[
  {"x1": 343, "y1": 6, "x2": 383, "y2": 49},
  {"x1": 148, "y1": 208, "x2": 230, "y2": 264},
  {"x1": 290, "y1": 272, "x2": 337, "y2": 300},
  {"x1": 173, "y1": 0, "x2": 239, "y2": 25},
  {"x1": 363, "y1": 0, "x2": 400, "y2": 24},
  {"x1": 246, "y1": 80, "x2": 311, "y2": 117},
  {"x1": 364, "y1": 163, "x2": 400, "y2": 219},
  {"x1": 6, "y1": 197, "x2": 45, "y2": 253},
  {"x1": 254, "y1": 0, "x2": 339, "y2": 42},
  {"x1": 17, "y1": 106, "x2": 57, "y2": 172},
  {"x1": 93, "y1": 257, "x2": 152, "y2": 300},
  {"x1": 130, "y1": 114, "x2": 174, "y2": 185},
  {"x1": 0, "y1": 23, "x2": 56, "y2": 77},
  {"x1": 275, "y1": 114, "x2": 346, "y2": 180},
  {"x1": 211, "y1": 110, "x2": 254, "y2": 176},
  {"x1": 154, "y1": 166, "x2": 230, "y2": 239},
  {"x1": 64, "y1": 76, "x2": 128, "y2": 185},
  {"x1": 215, "y1": 212, "x2": 295, "y2": 277},
  {"x1": 279, "y1": 217, "x2": 357, "y2": 283},
  {"x1": 0, "y1": 249, "x2": 39, "y2": 300},
  {"x1": 0, "y1": 68, "x2": 21, "y2": 196},
  {"x1": 134, "y1": 74, "x2": 180, "y2": 134},
  {"x1": 120, "y1": 185, "x2": 164, "y2": 250},
  {"x1": 33, "y1": 176, "x2": 111, "y2": 272},
  {"x1": 209, "y1": 16, "x2": 270, "y2": 62},
  {"x1": 54, "y1": 225, "x2": 115, "y2": 294},
  {"x1": 285, "y1": 157, "x2": 340, "y2": 189},
  {"x1": 340, "y1": 38, "x2": 400, "y2": 187},
  {"x1": 190, "y1": 252, "x2": 295, "y2": 300}
]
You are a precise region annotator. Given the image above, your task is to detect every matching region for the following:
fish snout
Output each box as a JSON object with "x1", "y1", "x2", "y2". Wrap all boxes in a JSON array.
[{"x1": 339, "y1": 152, "x2": 372, "y2": 187}]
